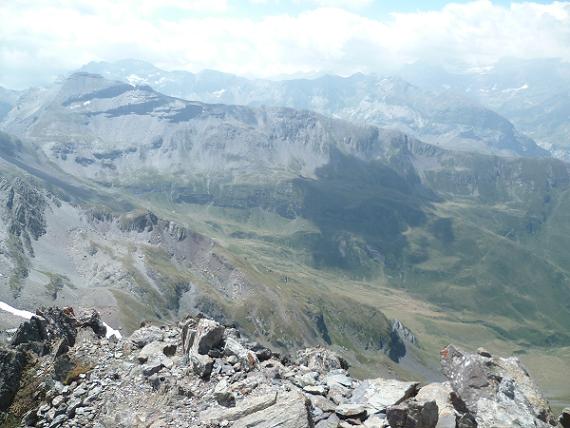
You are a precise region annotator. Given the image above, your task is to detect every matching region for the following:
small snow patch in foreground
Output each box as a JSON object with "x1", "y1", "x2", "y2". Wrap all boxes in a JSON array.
[{"x1": 103, "y1": 321, "x2": 122, "y2": 340}]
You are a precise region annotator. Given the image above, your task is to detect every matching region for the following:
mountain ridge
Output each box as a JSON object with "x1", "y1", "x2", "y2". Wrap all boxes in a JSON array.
[{"x1": 75, "y1": 60, "x2": 549, "y2": 158}]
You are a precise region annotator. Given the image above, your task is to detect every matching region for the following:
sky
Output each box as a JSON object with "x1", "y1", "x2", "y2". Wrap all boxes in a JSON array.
[{"x1": 1, "y1": 0, "x2": 569, "y2": 89}]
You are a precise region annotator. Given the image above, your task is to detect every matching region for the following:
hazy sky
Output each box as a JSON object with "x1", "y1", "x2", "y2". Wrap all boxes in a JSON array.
[{"x1": 1, "y1": 0, "x2": 569, "y2": 89}]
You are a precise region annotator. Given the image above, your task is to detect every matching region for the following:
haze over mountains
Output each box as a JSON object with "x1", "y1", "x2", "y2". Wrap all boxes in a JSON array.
[
  {"x1": 400, "y1": 58, "x2": 570, "y2": 159},
  {"x1": 78, "y1": 59, "x2": 550, "y2": 159},
  {"x1": 1, "y1": 63, "x2": 570, "y2": 412}
]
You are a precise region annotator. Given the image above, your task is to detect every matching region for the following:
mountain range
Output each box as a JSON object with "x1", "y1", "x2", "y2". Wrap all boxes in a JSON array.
[
  {"x1": 78, "y1": 59, "x2": 547, "y2": 158},
  {"x1": 0, "y1": 66, "x2": 569, "y2": 410}
]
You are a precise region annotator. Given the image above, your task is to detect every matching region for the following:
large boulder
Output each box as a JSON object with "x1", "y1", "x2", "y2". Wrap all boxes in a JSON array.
[
  {"x1": 191, "y1": 319, "x2": 225, "y2": 355},
  {"x1": 190, "y1": 353, "x2": 214, "y2": 379},
  {"x1": 441, "y1": 345, "x2": 556, "y2": 428},
  {"x1": 187, "y1": 318, "x2": 225, "y2": 378},
  {"x1": 129, "y1": 326, "x2": 164, "y2": 348},
  {"x1": 0, "y1": 347, "x2": 27, "y2": 411}
]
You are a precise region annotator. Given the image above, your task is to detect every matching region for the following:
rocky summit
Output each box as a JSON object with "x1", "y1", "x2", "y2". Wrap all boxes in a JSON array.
[{"x1": 0, "y1": 307, "x2": 565, "y2": 428}]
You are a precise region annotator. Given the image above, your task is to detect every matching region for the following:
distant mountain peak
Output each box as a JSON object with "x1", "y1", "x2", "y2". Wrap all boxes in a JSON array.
[{"x1": 74, "y1": 59, "x2": 547, "y2": 158}]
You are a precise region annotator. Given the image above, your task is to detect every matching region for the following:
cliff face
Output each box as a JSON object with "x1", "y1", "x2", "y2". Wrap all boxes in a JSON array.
[{"x1": 0, "y1": 306, "x2": 566, "y2": 428}]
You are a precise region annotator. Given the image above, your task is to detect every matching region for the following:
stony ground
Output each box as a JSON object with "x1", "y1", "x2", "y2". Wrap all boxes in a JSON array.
[{"x1": 0, "y1": 307, "x2": 568, "y2": 428}]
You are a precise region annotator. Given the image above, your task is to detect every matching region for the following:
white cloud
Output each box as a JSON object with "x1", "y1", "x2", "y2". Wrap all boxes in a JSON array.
[
  {"x1": 249, "y1": 0, "x2": 372, "y2": 8},
  {"x1": 1, "y1": 0, "x2": 569, "y2": 89},
  {"x1": 294, "y1": 0, "x2": 373, "y2": 9}
]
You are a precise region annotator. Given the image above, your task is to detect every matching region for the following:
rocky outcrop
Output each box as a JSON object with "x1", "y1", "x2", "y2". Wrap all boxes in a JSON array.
[
  {"x1": 441, "y1": 344, "x2": 557, "y2": 427},
  {"x1": 0, "y1": 307, "x2": 563, "y2": 428},
  {"x1": 11, "y1": 307, "x2": 77, "y2": 355},
  {"x1": 118, "y1": 211, "x2": 158, "y2": 233}
]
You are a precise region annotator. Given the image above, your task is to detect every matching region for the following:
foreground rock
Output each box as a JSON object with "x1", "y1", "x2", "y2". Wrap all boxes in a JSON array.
[
  {"x1": 348, "y1": 378, "x2": 419, "y2": 414},
  {"x1": 441, "y1": 345, "x2": 557, "y2": 427},
  {"x1": 414, "y1": 382, "x2": 457, "y2": 428},
  {"x1": 0, "y1": 306, "x2": 563, "y2": 428},
  {"x1": 386, "y1": 399, "x2": 438, "y2": 428}
]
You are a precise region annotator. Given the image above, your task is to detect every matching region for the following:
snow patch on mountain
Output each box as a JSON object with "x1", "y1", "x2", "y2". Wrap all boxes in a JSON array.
[{"x1": 0, "y1": 300, "x2": 35, "y2": 320}]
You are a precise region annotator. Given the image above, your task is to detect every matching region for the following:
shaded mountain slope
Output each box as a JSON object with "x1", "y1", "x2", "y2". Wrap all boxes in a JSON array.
[{"x1": 0, "y1": 131, "x2": 412, "y2": 380}]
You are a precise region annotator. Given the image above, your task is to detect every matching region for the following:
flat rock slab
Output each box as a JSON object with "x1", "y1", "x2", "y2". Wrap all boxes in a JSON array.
[
  {"x1": 349, "y1": 378, "x2": 419, "y2": 413},
  {"x1": 232, "y1": 391, "x2": 311, "y2": 428},
  {"x1": 324, "y1": 371, "x2": 354, "y2": 389},
  {"x1": 336, "y1": 403, "x2": 367, "y2": 418},
  {"x1": 308, "y1": 394, "x2": 337, "y2": 413}
]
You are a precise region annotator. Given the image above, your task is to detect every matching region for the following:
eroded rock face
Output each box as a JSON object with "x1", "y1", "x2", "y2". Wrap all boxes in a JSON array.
[
  {"x1": 11, "y1": 316, "x2": 47, "y2": 349},
  {"x1": 0, "y1": 307, "x2": 562, "y2": 428},
  {"x1": 441, "y1": 344, "x2": 556, "y2": 428}
]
